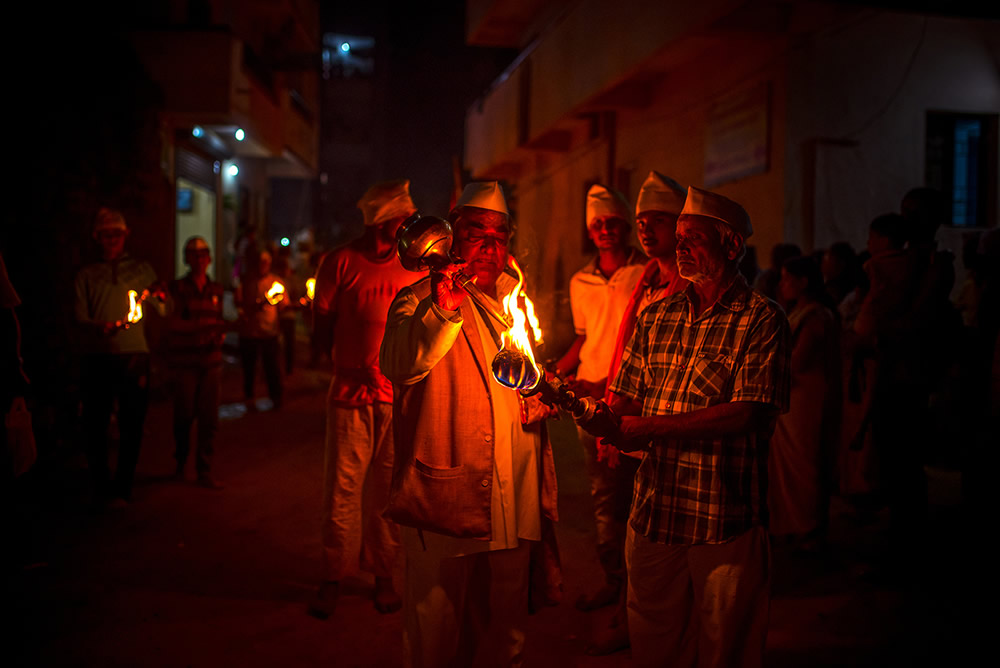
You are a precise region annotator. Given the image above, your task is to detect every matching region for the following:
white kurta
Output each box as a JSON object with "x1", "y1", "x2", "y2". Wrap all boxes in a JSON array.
[
  {"x1": 399, "y1": 279, "x2": 543, "y2": 668},
  {"x1": 404, "y1": 279, "x2": 542, "y2": 558}
]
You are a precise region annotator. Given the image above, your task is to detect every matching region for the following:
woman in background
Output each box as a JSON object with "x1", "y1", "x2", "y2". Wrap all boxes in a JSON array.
[{"x1": 770, "y1": 256, "x2": 842, "y2": 550}]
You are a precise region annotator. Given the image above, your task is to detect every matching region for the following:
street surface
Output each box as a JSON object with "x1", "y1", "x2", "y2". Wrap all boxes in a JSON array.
[{"x1": 10, "y1": 337, "x2": 969, "y2": 666}]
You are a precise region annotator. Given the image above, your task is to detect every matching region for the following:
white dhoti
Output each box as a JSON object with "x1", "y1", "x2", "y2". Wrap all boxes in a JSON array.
[
  {"x1": 321, "y1": 388, "x2": 399, "y2": 580},
  {"x1": 626, "y1": 525, "x2": 770, "y2": 668}
]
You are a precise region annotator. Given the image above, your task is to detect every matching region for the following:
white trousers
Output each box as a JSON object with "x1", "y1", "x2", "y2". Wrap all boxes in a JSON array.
[
  {"x1": 321, "y1": 396, "x2": 399, "y2": 580},
  {"x1": 626, "y1": 525, "x2": 770, "y2": 668},
  {"x1": 402, "y1": 528, "x2": 530, "y2": 668}
]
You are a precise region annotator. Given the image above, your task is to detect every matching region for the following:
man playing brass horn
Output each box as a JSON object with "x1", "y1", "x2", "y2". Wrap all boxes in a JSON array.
[{"x1": 380, "y1": 181, "x2": 559, "y2": 667}]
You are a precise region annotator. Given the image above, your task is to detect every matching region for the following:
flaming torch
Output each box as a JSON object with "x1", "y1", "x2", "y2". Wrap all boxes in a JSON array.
[
  {"x1": 491, "y1": 258, "x2": 543, "y2": 391},
  {"x1": 112, "y1": 288, "x2": 152, "y2": 331},
  {"x1": 127, "y1": 289, "x2": 144, "y2": 324},
  {"x1": 300, "y1": 277, "x2": 316, "y2": 307},
  {"x1": 394, "y1": 212, "x2": 619, "y2": 430},
  {"x1": 265, "y1": 281, "x2": 285, "y2": 305}
]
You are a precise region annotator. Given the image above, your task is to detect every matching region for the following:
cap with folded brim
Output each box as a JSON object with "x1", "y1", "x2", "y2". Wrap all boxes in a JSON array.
[
  {"x1": 679, "y1": 186, "x2": 752, "y2": 240},
  {"x1": 452, "y1": 181, "x2": 509, "y2": 217},
  {"x1": 358, "y1": 179, "x2": 418, "y2": 227},
  {"x1": 636, "y1": 171, "x2": 686, "y2": 216},
  {"x1": 586, "y1": 184, "x2": 630, "y2": 227},
  {"x1": 93, "y1": 207, "x2": 127, "y2": 235}
]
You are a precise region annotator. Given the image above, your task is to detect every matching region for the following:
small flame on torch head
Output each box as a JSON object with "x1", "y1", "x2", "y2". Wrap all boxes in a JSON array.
[
  {"x1": 265, "y1": 281, "x2": 285, "y2": 305},
  {"x1": 127, "y1": 290, "x2": 144, "y2": 324},
  {"x1": 305, "y1": 277, "x2": 316, "y2": 301},
  {"x1": 490, "y1": 258, "x2": 543, "y2": 391}
]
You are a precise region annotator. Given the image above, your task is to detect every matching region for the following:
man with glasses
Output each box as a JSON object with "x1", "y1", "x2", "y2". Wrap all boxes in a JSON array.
[
  {"x1": 555, "y1": 183, "x2": 646, "y2": 615},
  {"x1": 380, "y1": 181, "x2": 559, "y2": 667},
  {"x1": 74, "y1": 207, "x2": 162, "y2": 508},
  {"x1": 165, "y1": 236, "x2": 226, "y2": 489}
]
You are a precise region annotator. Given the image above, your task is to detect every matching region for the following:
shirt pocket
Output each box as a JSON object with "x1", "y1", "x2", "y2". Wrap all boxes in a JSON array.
[{"x1": 689, "y1": 351, "x2": 734, "y2": 403}]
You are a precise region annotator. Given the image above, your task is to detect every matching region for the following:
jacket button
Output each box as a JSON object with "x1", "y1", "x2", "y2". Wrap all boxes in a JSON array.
[
  {"x1": 484, "y1": 435, "x2": 492, "y2": 443},
  {"x1": 481, "y1": 479, "x2": 489, "y2": 487}
]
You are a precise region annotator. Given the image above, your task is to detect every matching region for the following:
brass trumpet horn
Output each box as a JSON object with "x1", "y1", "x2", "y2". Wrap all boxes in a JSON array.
[{"x1": 395, "y1": 213, "x2": 513, "y2": 329}]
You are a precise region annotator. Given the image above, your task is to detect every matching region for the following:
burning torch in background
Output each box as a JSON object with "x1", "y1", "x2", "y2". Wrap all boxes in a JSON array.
[
  {"x1": 301, "y1": 277, "x2": 316, "y2": 306},
  {"x1": 112, "y1": 286, "x2": 164, "y2": 331},
  {"x1": 259, "y1": 281, "x2": 286, "y2": 306}
]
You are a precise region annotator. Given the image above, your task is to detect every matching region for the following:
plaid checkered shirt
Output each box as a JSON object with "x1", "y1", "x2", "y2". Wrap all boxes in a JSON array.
[{"x1": 609, "y1": 274, "x2": 790, "y2": 545}]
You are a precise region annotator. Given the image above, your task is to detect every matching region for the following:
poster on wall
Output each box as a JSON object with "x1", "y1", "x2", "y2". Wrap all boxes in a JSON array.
[
  {"x1": 177, "y1": 187, "x2": 194, "y2": 213},
  {"x1": 704, "y1": 83, "x2": 770, "y2": 188}
]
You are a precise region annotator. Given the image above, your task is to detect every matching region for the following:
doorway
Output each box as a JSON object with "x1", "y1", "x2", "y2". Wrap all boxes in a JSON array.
[{"x1": 175, "y1": 177, "x2": 217, "y2": 279}]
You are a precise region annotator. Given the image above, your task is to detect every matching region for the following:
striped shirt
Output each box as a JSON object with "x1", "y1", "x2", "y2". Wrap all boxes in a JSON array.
[
  {"x1": 166, "y1": 275, "x2": 225, "y2": 367},
  {"x1": 609, "y1": 274, "x2": 790, "y2": 545}
]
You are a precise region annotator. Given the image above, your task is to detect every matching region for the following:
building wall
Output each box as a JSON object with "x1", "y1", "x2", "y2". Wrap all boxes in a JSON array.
[
  {"x1": 481, "y1": 6, "x2": 1000, "y2": 348},
  {"x1": 513, "y1": 134, "x2": 607, "y2": 352},
  {"x1": 175, "y1": 178, "x2": 218, "y2": 279},
  {"x1": 508, "y1": 33, "x2": 789, "y2": 350},
  {"x1": 784, "y1": 11, "x2": 1000, "y2": 260},
  {"x1": 614, "y1": 37, "x2": 789, "y2": 277},
  {"x1": 526, "y1": 0, "x2": 741, "y2": 137}
]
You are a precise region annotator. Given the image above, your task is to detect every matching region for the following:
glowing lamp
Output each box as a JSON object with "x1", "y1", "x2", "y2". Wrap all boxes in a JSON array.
[
  {"x1": 265, "y1": 281, "x2": 285, "y2": 305},
  {"x1": 126, "y1": 289, "x2": 144, "y2": 324}
]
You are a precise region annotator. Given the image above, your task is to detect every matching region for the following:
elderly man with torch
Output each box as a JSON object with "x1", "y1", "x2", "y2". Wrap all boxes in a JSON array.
[
  {"x1": 74, "y1": 207, "x2": 164, "y2": 508},
  {"x1": 307, "y1": 179, "x2": 417, "y2": 618},
  {"x1": 379, "y1": 181, "x2": 559, "y2": 668},
  {"x1": 579, "y1": 187, "x2": 790, "y2": 668}
]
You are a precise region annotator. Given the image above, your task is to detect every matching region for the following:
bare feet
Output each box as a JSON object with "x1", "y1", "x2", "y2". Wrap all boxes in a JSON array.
[
  {"x1": 307, "y1": 581, "x2": 339, "y2": 620},
  {"x1": 373, "y1": 576, "x2": 402, "y2": 614}
]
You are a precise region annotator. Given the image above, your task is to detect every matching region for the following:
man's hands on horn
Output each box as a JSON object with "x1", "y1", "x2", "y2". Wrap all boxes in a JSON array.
[{"x1": 431, "y1": 263, "x2": 468, "y2": 311}]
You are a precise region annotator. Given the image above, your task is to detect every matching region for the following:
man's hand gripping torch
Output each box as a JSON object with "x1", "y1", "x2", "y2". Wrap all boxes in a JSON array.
[{"x1": 518, "y1": 374, "x2": 622, "y2": 441}]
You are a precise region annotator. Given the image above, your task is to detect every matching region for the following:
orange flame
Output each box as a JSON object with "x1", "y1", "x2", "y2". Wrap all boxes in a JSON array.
[
  {"x1": 305, "y1": 277, "x2": 316, "y2": 301},
  {"x1": 499, "y1": 257, "x2": 543, "y2": 389},
  {"x1": 126, "y1": 289, "x2": 144, "y2": 324},
  {"x1": 265, "y1": 281, "x2": 285, "y2": 305}
]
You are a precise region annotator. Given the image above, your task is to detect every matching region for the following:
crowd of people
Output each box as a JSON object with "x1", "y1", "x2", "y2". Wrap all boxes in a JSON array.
[{"x1": 3, "y1": 173, "x2": 998, "y2": 667}]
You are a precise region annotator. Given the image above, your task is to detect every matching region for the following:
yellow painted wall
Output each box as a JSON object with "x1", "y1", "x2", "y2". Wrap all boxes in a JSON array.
[{"x1": 175, "y1": 178, "x2": 217, "y2": 279}]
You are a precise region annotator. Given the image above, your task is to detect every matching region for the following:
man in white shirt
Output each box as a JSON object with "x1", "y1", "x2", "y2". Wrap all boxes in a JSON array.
[{"x1": 555, "y1": 183, "x2": 646, "y2": 611}]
